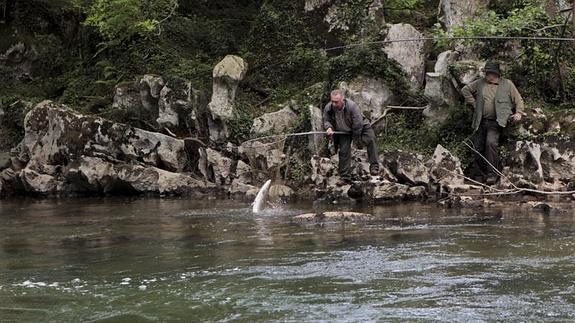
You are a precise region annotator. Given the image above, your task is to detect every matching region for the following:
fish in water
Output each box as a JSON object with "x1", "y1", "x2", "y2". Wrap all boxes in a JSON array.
[{"x1": 252, "y1": 179, "x2": 272, "y2": 214}]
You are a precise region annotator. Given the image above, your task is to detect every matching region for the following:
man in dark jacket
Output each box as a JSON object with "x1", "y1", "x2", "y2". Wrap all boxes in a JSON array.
[
  {"x1": 324, "y1": 90, "x2": 380, "y2": 185},
  {"x1": 462, "y1": 62, "x2": 524, "y2": 185}
]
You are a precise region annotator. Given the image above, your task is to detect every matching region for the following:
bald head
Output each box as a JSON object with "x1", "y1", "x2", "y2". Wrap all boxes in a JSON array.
[{"x1": 330, "y1": 90, "x2": 345, "y2": 110}]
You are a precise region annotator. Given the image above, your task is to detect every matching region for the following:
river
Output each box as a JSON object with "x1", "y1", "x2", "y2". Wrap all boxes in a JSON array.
[{"x1": 1, "y1": 198, "x2": 574, "y2": 322}]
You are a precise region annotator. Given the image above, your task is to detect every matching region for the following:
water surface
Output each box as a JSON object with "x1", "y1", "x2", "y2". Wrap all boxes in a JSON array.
[{"x1": 1, "y1": 198, "x2": 574, "y2": 322}]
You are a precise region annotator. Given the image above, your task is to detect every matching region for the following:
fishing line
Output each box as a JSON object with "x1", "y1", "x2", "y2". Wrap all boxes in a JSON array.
[{"x1": 324, "y1": 35, "x2": 575, "y2": 52}]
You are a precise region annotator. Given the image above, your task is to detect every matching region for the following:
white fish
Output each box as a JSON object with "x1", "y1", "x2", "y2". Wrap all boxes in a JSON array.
[{"x1": 252, "y1": 179, "x2": 272, "y2": 214}]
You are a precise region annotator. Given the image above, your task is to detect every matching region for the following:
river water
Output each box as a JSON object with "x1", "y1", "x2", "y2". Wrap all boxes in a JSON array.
[{"x1": 0, "y1": 198, "x2": 574, "y2": 322}]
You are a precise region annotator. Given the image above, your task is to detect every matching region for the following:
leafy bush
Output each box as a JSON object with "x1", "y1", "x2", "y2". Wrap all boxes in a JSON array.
[{"x1": 85, "y1": 0, "x2": 178, "y2": 43}]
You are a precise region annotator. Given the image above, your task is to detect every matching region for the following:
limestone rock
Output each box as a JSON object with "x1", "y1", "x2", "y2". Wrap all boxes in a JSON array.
[
  {"x1": 310, "y1": 156, "x2": 336, "y2": 186},
  {"x1": 435, "y1": 50, "x2": 460, "y2": 74},
  {"x1": 383, "y1": 151, "x2": 429, "y2": 186},
  {"x1": 505, "y1": 140, "x2": 575, "y2": 190},
  {"x1": 340, "y1": 76, "x2": 396, "y2": 122},
  {"x1": 423, "y1": 72, "x2": 459, "y2": 123},
  {"x1": 63, "y1": 156, "x2": 208, "y2": 195},
  {"x1": 229, "y1": 180, "x2": 258, "y2": 197},
  {"x1": 383, "y1": 24, "x2": 427, "y2": 89},
  {"x1": 309, "y1": 105, "x2": 325, "y2": 155},
  {"x1": 429, "y1": 144, "x2": 465, "y2": 187},
  {"x1": 20, "y1": 168, "x2": 58, "y2": 194},
  {"x1": 268, "y1": 184, "x2": 295, "y2": 202},
  {"x1": 406, "y1": 186, "x2": 428, "y2": 200},
  {"x1": 235, "y1": 160, "x2": 253, "y2": 184},
  {"x1": 199, "y1": 148, "x2": 233, "y2": 185},
  {"x1": 372, "y1": 182, "x2": 410, "y2": 201},
  {"x1": 424, "y1": 73, "x2": 458, "y2": 107},
  {"x1": 250, "y1": 106, "x2": 298, "y2": 136},
  {"x1": 438, "y1": 0, "x2": 490, "y2": 31},
  {"x1": 157, "y1": 78, "x2": 194, "y2": 128},
  {"x1": 239, "y1": 140, "x2": 284, "y2": 179},
  {"x1": 112, "y1": 82, "x2": 143, "y2": 112},
  {"x1": 450, "y1": 61, "x2": 485, "y2": 86},
  {"x1": 208, "y1": 55, "x2": 248, "y2": 142},
  {"x1": 139, "y1": 75, "x2": 165, "y2": 111},
  {"x1": 22, "y1": 101, "x2": 188, "y2": 172}
]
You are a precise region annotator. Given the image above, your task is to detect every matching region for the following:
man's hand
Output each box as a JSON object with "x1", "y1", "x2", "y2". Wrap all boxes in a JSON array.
[
  {"x1": 326, "y1": 128, "x2": 334, "y2": 136},
  {"x1": 510, "y1": 113, "x2": 522, "y2": 123}
]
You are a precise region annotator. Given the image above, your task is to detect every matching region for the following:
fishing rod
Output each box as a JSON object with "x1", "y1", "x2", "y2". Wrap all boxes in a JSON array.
[
  {"x1": 324, "y1": 35, "x2": 575, "y2": 52},
  {"x1": 243, "y1": 131, "x2": 349, "y2": 145}
]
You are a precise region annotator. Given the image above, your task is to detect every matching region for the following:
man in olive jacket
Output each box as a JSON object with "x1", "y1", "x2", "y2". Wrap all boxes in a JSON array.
[
  {"x1": 462, "y1": 62, "x2": 524, "y2": 185},
  {"x1": 324, "y1": 90, "x2": 380, "y2": 185}
]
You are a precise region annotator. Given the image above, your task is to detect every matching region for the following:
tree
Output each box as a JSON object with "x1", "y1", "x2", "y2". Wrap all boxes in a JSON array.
[{"x1": 85, "y1": 0, "x2": 177, "y2": 43}]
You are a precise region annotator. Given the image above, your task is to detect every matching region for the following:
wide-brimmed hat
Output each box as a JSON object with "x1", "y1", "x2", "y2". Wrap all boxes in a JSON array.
[{"x1": 483, "y1": 62, "x2": 501, "y2": 76}]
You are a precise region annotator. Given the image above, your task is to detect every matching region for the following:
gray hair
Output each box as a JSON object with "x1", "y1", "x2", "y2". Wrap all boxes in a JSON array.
[{"x1": 330, "y1": 89, "x2": 345, "y2": 99}]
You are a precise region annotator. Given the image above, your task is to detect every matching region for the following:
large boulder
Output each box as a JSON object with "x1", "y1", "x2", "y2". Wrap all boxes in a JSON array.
[
  {"x1": 63, "y1": 156, "x2": 208, "y2": 195},
  {"x1": 199, "y1": 148, "x2": 233, "y2": 185},
  {"x1": 371, "y1": 182, "x2": 410, "y2": 201},
  {"x1": 438, "y1": 0, "x2": 490, "y2": 31},
  {"x1": 250, "y1": 106, "x2": 298, "y2": 136},
  {"x1": 268, "y1": 184, "x2": 295, "y2": 202},
  {"x1": 435, "y1": 50, "x2": 460, "y2": 74},
  {"x1": 424, "y1": 73, "x2": 458, "y2": 108},
  {"x1": 423, "y1": 72, "x2": 460, "y2": 123},
  {"x1": 428, "y1": 144, "x2": 465, "y2": 188},
  {"x1": 2, "y1": 101, "x2": 215, "y2": 196},
  {"x1": 20, "y1": 168, "x2": 58, "y2": 194},
  {"x1": 112, "y1": 75, "x2": 199, "y2": 131},
  {"x1": 383, "y1": 151, "x2": 430, "y2": 186},
  {"x1": 156, "y1": 77, "x2": 197, "y2": 129},
  {"x1": 310, "y1": 156, "x2": 336, "y2": 186},
  {"x1": 503, "y1": 140, "x2": 575, "y2": 190},
  {"x1": 112, "y1": 82, "x2": 145, "y2": 114},
  {"x1": 239, "y1": 140, "x2": 284, "y2": 181},
  {"x1": 22, "y1": 101, "x2": 189, "y2": 172},
  {"x1": 139, "y1": 75, "x2": 165, "y2": 111},
  {"x1": 383, "y1": 23, "x2": 427, "y2": 89},
  {"x1": 207, "y1": 55, "x2": 248, "y2": 142},
  {"x1": 340, "y1": 76, "x2": 396, "y2": 122}
]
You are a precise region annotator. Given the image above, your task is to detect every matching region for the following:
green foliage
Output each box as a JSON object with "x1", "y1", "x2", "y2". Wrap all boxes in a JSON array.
[
  {"x1": 227, "y1": 105, "x2": 254, "y2": 145},
  {"x1": 85, "y1": 0, "x2": 177, "y2": 43},
  {"x1": 243, "y1": 0, "x2": 327, "y2": 92},
  {"x1": 378, "y1": 106, "x2": 475, "y2": 167}
]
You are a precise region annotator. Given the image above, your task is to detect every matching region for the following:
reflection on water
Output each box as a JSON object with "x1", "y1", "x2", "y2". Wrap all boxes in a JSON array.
[{"x1": 0, "y1": 198, "x2": 574, "y2": 322}]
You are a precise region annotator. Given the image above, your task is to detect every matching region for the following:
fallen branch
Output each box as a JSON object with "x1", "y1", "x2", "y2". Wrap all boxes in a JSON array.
[{"x1": 371, "y1": 105, "x2": 429, "y2": 128}]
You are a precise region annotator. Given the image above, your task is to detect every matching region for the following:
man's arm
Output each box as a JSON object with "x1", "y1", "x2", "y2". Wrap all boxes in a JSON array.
[
  {"x1": 461, "y1": 80, "x2": 479, "y2": 107},
  {"x1": 322, "y1": 104, "x2": 334, "y2": 131},
  {"x1": 508, "y1": 80, "x2": 525, "y2": 113}
]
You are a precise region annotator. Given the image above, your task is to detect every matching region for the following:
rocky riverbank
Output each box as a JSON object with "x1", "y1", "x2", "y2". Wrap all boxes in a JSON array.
[{"x1": 0, "y1": 100, "x2": 573, "y2": 207}]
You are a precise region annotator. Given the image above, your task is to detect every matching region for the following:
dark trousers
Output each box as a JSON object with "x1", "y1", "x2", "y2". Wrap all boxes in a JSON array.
[
  {"x1": 337, "y1": 127, "x2": 379, "y2": 180},
  {"x1": 472, "y1": 119, "x2": 502, "y2": 177}
]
